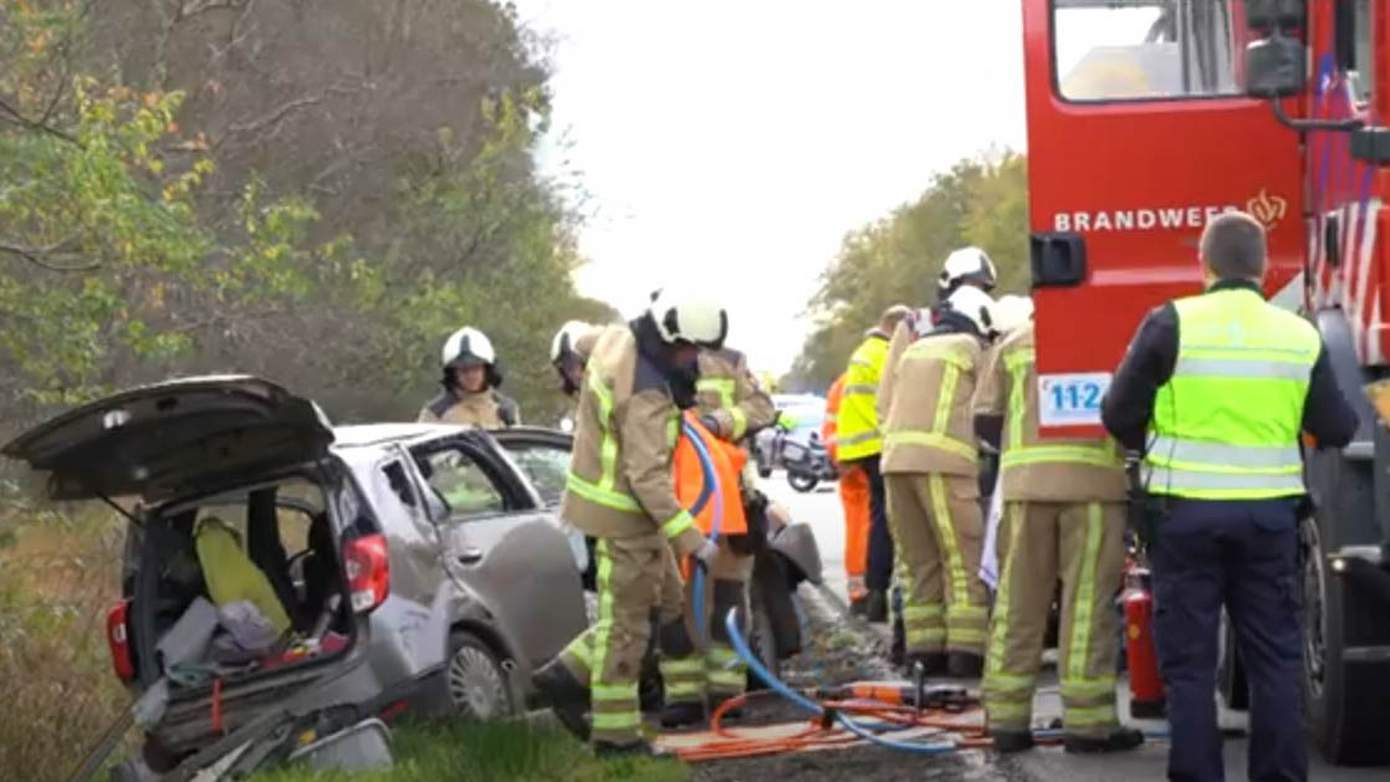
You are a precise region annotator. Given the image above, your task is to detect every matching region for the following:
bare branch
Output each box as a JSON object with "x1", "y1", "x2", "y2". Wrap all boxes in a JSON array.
[
  {"x1": 0, "y1": 97, "x2": 79, "y2": 145},
  {"x1": 0, "y1": 239, "x2": 100, "y2": 272}
]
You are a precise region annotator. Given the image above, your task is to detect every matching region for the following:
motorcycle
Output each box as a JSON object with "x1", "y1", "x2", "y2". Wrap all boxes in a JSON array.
[{"x1": 774, "y1": 429, "x2": 838, "y2": 493}]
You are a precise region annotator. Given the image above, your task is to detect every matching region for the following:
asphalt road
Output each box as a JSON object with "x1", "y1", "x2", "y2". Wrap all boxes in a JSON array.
[{"x1": 755, "y1": 474, "x2": 1387, "y2": 782}]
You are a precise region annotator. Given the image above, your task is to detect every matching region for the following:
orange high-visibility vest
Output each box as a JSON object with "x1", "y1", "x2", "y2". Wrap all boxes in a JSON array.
[
  {"x1": 672, "y1": 412, "x2": 748, "y2": 537},
  {"x1": 823, "y1": 373, "x2": 846, "y2": 463}
]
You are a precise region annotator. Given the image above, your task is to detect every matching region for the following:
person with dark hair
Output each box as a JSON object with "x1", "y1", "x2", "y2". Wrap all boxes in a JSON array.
[
  {"x1": 419, "y1": 326, "x2": 519, "y2": 428},
  {"x1": 1102, "y1": 211, "x2": 1357, "y2": 782}
]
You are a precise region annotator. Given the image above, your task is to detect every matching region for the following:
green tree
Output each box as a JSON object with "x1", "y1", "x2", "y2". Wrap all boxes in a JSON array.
[{"x1": 786, "y1": 150, "x2": 1029, "y2": 392}]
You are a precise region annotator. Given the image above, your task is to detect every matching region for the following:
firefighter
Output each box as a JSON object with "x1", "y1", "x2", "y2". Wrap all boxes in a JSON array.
[
  {"x1": 838, "y1": 304, "x2": 915, "y2": 621},
  {"x1": 935, "y1": 246, "x2": 997, "y2": 306},
  {"x1": 877, "y1": 285, "x2": 996, "y2": 677},
  {"x1": 419, "y1": 326, "x2": 520, "y2": 428},
  {"x1": 651, "y1": 341, "x2": 780, "y2": 726},
  {"x1": 973, "y1": 294, "x2": 1144, "y2": 754},
  {"x1": 1102, "y1": 213, "x2": 1356, "y2": 779},
  {"x1": 551, "y1": 320, "x2": 601, "y2": 398},
  {"x1": 824, "y1": 372, "x2": 872, "y2": 613},
  {"x1": 530, "y1": 290, "x2": 726, "y2": 757}
]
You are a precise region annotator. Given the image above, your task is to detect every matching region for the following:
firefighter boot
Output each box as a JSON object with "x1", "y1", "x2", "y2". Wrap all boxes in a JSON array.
[
  {"x1": 1064, "y1": 727, "x2": 1144, "y2": 754},
  {"x1": 992, "y1": 730, "x2": 1036, "y2": 754},
  {"x1": 904, "y1": 652, "x2": 948, "y2": 677},
  {"x1": 864, "y1": 589, "x2": 888, "y2": 623},
  {"x1": 595, "y1": 740, "x2": 665, "y2": 759},
  {"x1": 659, "y1": 701, "x2": 706, "y2": 729},
  {"x1": 531, "y1": 659, "x2": 591, "y2": 742},
  {"x1": 947, "y1": 651, "x2": 985, "y2": 678}
]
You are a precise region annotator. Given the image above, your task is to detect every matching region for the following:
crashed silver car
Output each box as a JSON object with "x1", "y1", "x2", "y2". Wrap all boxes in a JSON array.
[{"x1": 3, "y1": 376, "x2": 589, "y2": 780}]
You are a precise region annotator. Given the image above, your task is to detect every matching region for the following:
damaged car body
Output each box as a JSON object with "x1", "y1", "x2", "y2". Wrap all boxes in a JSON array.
[{"x1": 3, "y1": 376, "x2": 588, "y2": 779}]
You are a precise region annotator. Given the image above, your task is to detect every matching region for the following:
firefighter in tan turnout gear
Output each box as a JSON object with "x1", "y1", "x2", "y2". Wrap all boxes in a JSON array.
[
  {"x1": 877, "y1": 284, "x2": 998, "y2": 677},
  {"x1": 419, "y1": 326, "x2": 520, "y2": 428},
  {"x1": 651, "y1": 342, "x2": 779, "y2": 726},
  {"x1": 974, "y1": 296, "x2": 1144, "y2": 755},
  {"x1": 531, "y1": 291, "x2": 726, "y2": 757}
]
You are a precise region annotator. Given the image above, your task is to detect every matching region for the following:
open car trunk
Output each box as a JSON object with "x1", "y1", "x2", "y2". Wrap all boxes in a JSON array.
[
  {"x1": 3, "y1": 377, "x2": 359, "y2": 762},
  {"x1": 133, "y1": 473, "x2": 361, "y2": 758}
]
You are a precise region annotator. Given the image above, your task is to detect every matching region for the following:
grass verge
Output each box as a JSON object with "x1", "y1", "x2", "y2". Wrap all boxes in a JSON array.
[{"x1": 254, "y1": 719, "x2": 688, "y2": 782}]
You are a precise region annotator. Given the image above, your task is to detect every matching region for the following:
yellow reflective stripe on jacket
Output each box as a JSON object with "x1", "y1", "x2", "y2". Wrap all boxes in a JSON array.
[
  {"x1": 588, "y1": 371, "x2": 621, "y2": 493},
  {"x1": 1004, "y1": 349, "x2": 1029, "y2": 451},
  {"x1": 697, "y1": 377, "x2": 736, "y2": 408},
  {"x1": 728, "y1": 406, "x2": 748, "y2": 440},
  {"x1": 1147, "y1": 288, "x2": 1317, "y2": 499},
  {"x1": 568, "y1": 369, "x2": 644, "y2": 513},
  {"x1": 565, "y1": 472, "x2": 642, "y2": 512},
  {"x1": 884, "y1": 430, "x2": 978, "y2": 462},
  {"x1": 843, "y1": 383, "x2": 878, "y2": 397},
  {"x1": 661, "y1": 510, "x2": 695, "y2": 540},
  {"x1": 1001, "y1": 444, "x2": 1120, "y2": 469}
]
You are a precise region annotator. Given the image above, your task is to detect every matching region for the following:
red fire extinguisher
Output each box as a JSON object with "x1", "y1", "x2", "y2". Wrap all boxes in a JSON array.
[{"x1": 1122, "y1": 567, "x2": 1166, "y2": 718}]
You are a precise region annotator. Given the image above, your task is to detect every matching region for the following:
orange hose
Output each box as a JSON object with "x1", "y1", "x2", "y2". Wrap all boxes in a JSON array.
[{"x1": 670, "y1": 687, "x2": 989, "y2": 762}]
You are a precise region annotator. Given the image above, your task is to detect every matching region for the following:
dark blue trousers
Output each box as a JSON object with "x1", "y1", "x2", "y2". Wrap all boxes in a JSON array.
[
  {"x1": 1150, "y1": 498, "x2": 1307, "y2": 782},
  {"x1": 861, "y1": 455, "x2": 895, "y2": 592}
]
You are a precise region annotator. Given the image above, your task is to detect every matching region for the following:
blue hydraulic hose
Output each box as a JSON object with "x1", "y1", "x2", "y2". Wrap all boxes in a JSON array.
[
  {"x1": 681, "y1": 419, "x2": 723, "y2": 650},
  {"x1": 723, "y1": 608, "x2": 959, "y2": 755}
]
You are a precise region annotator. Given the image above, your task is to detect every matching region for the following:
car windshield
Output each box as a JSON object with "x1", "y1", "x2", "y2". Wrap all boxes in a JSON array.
[{"x1": 500, "y1": 443, "x2": 569, "y2": 507}]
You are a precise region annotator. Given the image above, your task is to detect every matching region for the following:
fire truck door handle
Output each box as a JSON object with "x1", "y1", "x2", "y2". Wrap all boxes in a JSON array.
[{"x1": 1029, "y1": 232, "x2": 1088, "y2": 288}]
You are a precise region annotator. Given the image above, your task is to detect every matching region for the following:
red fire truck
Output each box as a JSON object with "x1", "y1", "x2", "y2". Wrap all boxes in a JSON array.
[{"x1": 1022, "y1": 0, "x2": 1390, "y2": 765}]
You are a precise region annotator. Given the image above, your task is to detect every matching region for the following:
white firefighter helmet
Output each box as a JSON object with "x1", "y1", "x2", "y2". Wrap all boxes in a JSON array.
[
  {"x1": 550, "y1": 320, "x2": 592, "y2": 366},
  {"x1": 990, "y1": 295, "x2": 1035, "y2": 338},
  {"x1": 943, "y1": 285, "x2": 997, "y2": 336},
  {"x1": 648, "y1": 288, "x2": 728, "y2": 348},
  {"x1": 938, "y1": 246, "x2": 998, "y2": 295},
  {"x1": 441, "y1": 326, "x2": 497, "y2": 369}
]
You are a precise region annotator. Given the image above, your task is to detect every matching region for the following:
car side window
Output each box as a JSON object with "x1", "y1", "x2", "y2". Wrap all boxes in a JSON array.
[
  {"x1": 502, "y1": 444, "x2": 570, "y2": 507},
  {"x1": 417, "y1": 448, "x2": 507, "y2": 519}
]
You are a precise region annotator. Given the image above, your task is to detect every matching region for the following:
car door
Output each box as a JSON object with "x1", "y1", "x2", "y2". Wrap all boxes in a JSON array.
[{"x1": 408, "y1": 432, "x2": 585, "y2": 668}]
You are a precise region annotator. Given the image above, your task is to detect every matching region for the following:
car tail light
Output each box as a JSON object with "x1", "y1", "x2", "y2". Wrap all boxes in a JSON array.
[
  {"x1": 107, "y1": 600, "x2": 135, "y2": 682},
  {"x1": 344, "y1": 533, "x2": 390, "y2": 613}
]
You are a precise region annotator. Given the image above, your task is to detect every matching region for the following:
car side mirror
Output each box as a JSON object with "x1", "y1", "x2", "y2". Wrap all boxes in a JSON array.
[{"x1": 1245, "y1": 31, "x2": 1305, "y2": 99}]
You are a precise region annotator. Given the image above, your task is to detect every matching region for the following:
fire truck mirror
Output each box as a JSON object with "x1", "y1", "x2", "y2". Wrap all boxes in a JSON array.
[
  {"x1": 1028, "y1": 232, "x2": 1086, "y2": 289},
  {"x1": 1245, "y1": 31, "x2": 1307, "y2": 99},
  {"x1": 1243, "y1": 0, "x2": 1306, "y2": 32}
]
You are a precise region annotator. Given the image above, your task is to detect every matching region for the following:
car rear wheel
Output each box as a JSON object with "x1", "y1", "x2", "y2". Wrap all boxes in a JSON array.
[{"x1": 447, "y1": 631, "x2": 514, "y2": 722}]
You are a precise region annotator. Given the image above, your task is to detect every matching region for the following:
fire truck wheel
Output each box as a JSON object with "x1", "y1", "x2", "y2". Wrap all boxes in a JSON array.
[{"x1": 1300, "y1": 459, "x2": 1390, "y2": 766}]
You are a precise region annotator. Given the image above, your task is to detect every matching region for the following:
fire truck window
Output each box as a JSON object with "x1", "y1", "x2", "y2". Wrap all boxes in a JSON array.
[
  {"x1": 1053, "y1": 0, "x2": 1240, "y2": 101},
  {"x1": 1351, "y1": 0, "x2": 1374, "y2": 105}
]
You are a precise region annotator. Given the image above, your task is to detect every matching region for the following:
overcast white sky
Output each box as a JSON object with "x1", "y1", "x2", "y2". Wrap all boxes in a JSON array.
[{"x1": 513, "y1": 1, "x2": 1030, "y2": 376}]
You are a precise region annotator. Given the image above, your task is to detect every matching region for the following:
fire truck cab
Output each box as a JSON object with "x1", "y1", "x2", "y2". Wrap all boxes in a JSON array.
[{"x1": 1023, "y1": 0, "x2": 1390, "y2": 766}]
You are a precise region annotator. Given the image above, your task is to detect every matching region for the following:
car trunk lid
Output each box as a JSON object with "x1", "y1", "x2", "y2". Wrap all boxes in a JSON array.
[{"x1": 2, "y1": 375, "x2": 334, "y2": 502}]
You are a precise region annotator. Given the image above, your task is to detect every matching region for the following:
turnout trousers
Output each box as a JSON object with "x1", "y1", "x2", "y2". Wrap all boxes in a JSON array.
[
  {"x1": 556, "y1": 533, "x2": 698, "y2": 744},
  {"x1": 663, "y1": 542, "x2": 754, "y2": 709},
  {"x1": 1150, "y1": 499, "x2": 1305, "y2": 782},
  {"x1": 983, "y1": 500, "x2": 1126, "y2": 739},
  {"x1": 883, "y1": 472, "x2": 989, "y2": 656}
]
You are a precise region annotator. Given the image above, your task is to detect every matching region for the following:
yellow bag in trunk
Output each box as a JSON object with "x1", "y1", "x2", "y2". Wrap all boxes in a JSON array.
[{"x1": 195, "y1": 516, "x2": 292, "y2": 636}]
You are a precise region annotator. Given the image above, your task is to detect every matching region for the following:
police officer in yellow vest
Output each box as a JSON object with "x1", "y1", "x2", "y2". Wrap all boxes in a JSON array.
[
  {"x1": 975, "y1": 295, "x2": 1144, "y2": 755},
  {"x1": 838, "y1": 304, "x2": 914, "y2": 621},
  {"x1": 1103, "y1": 213, "x2": 1356, "y2": 781},
  {"x1": 531, "y1": 290, "x2": 727, "y2": 758},
  {"x1": 653, "y1": 343, "x2": 778, "y2": 726},
  {"x1": 878, "y1": 285, "x2": 997, "y2": 678}
]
